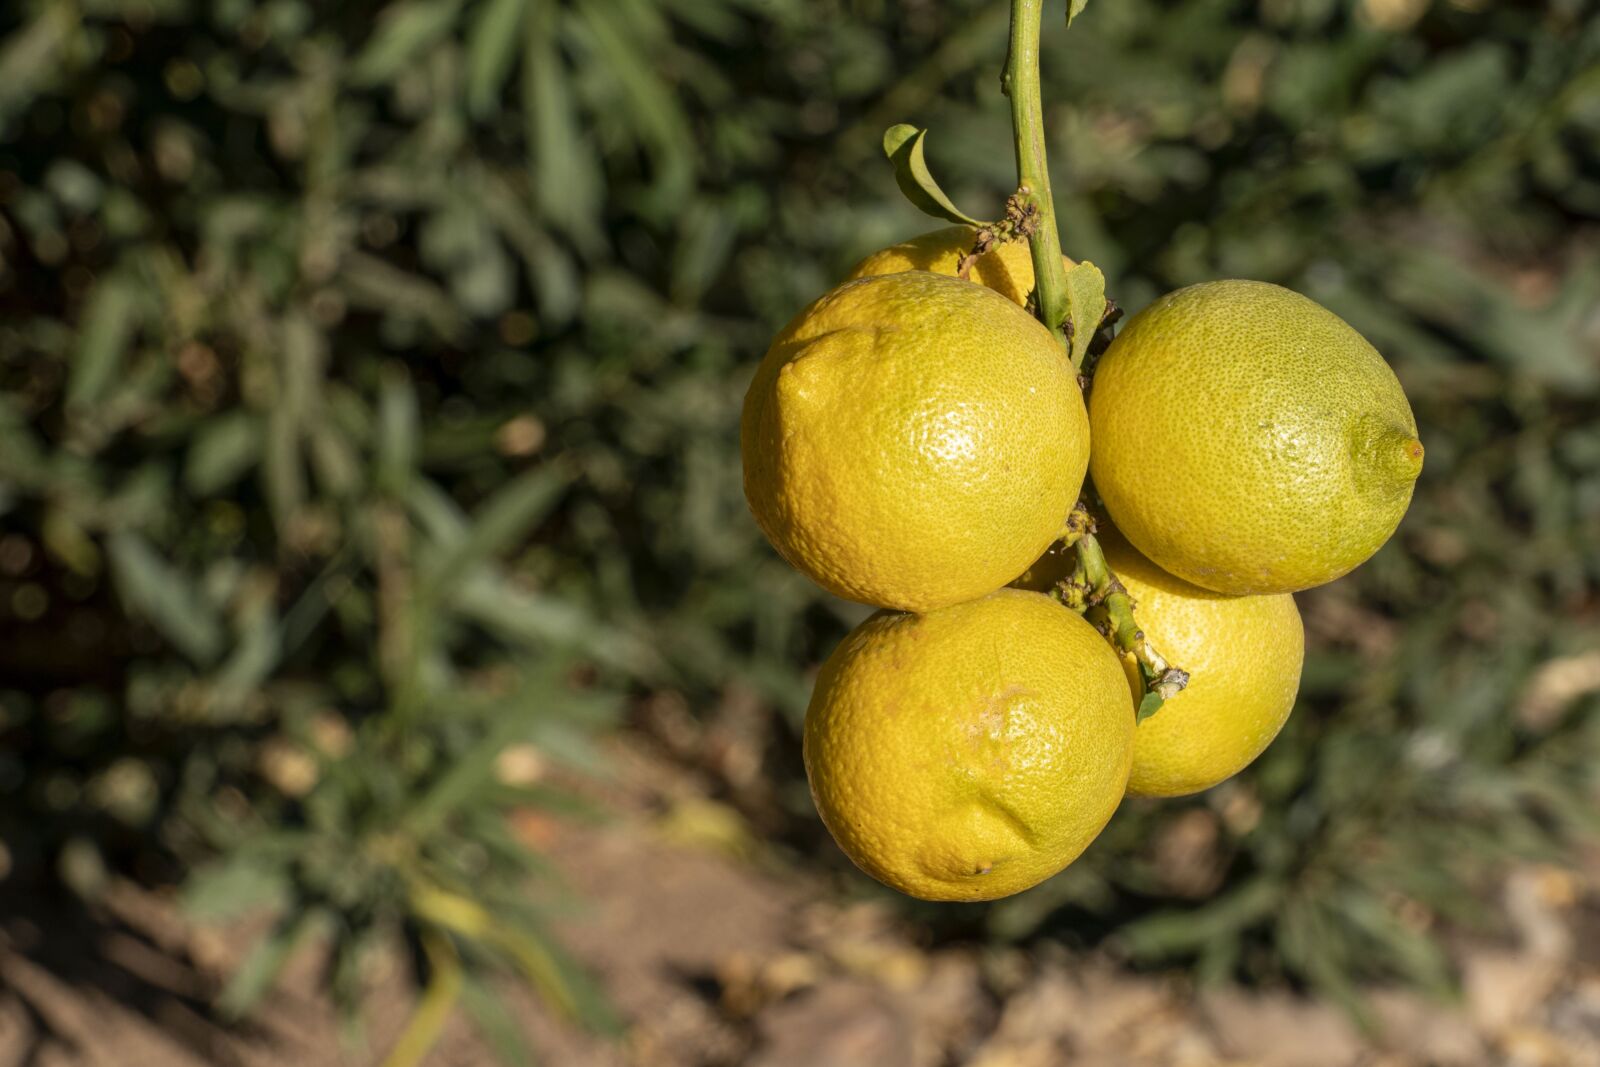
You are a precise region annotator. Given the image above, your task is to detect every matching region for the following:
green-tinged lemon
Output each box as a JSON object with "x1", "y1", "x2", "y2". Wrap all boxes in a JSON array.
[{"x1": 1089, "y1": 280, "x2": 1422, "y2": 594}]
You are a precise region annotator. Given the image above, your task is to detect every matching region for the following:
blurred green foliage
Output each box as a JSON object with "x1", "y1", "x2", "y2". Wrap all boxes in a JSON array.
[{"x1": 0, "y1": 0, "x2": 1597, "y2": 1047}]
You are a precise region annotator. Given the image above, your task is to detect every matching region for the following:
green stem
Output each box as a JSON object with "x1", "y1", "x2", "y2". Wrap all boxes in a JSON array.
[
  {"x1": 379, "y1": 929, "x2": 464, "y2": 1067},
  {"x1": 1002, "y1": 5, "x2": 1187, "y2": 713},
  {"x1": 1063, "y1": 503, "x2": 1190, "y2": 709},
  {"x1": 1002, "y1": 0, "x2": 1073, "y2": 357}
]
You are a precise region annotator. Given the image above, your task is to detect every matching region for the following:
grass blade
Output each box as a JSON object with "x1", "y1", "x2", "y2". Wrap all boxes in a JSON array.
[
  {"x1": 466, "y1": 0, "x2": 530, "y2": 117},
  {"x1": 218, "y1": 907, "x2": 326, "y2": 1019},
  {"x1": 107, "y1": 531, "x2": 225, "y2": 666}
]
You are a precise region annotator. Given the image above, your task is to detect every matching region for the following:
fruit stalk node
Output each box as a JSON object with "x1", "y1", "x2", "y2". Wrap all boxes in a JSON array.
[
  {"x1": 1066, "y1": 501, "x2": 1190, "y2": 717},
  {"x1": 958, "y1": 191, "x2": 1040, "y2": 280}
]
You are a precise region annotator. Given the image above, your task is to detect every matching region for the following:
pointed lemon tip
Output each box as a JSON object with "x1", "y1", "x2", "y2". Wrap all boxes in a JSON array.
[
  {"x1": 1363, "y1": 425, "x2": 1424, "y2": 484},
  {"x1": 1401, "y1": 435, "x2": 1425, "y2": 475}
]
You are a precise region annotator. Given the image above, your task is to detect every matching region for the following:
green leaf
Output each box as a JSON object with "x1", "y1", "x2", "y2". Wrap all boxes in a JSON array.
[
  {"x1": 453, "y1": 577, "x2": 665, "y2": 678},
  {"x1": 210, "y1": 595, "x2": 283, "y2": 718},
  {"x1": 672, "y1": 201, "x2": 739, "y2": 305},
  {"x1": 881, "y1": 124, "x2": 984, "y2": 227},
  {"x1": 466, "y1": 0, "x2": 530, "y2": 117},
  {"x1": 1339, "y1": 891, "x2": 1457, "y2": 998},
  {"x1": 402, "y1": 712, "x2": 531, "y2": 838},
  {"x1": 377, "y1": 367, "x2": 420, "y2": 497},
  {"x1": 579, "y1": 3, "x2": 695, "y2": 211},
  {"x1": 417, "y1": 463, "x2": 572, "y2": 601},
  {"x1": 526, "y1": 3, "x2": 605, "y2": 252},
  {"x1": 0, "y1": 5, "x2": 75, "y2": 125},
  {"x1": 494, "y1": 921, "x2": 623, "y2": 1035},
  {"x1": 308, "y1": 421, "x2": 362, "y2": 498},
  {"x1": 1062, "y1": 260, "x2": 1107, "y2": 368},
  {"x1": 183, "y1": 856, "x2": 291, "y2": 921},
  {"x1": 68, "y1": 274, "x2": 141, "y2": 411},
  {"x1": 1136, "y1": 690, "x2": 1165, "y2": 722},
  {"x1": 107, "y1": 532, "x2": 225, "y2": 666},
  {"x1": 261, "y1": 312, "x2": 325, "y2": 528},
  {"x1": 41, "y1": 508, "x2": 101, "y2": 576},
  {"x1": 480, "y1": 173, "x2": 581, "y2": 325},
  {"x1": 378, "y1": 935, "x2": 464, "y2": 1067},
  {"x1": 185, "y1": 412, "x2": 262, "y2": 495},
  {"x1": 351, "y1": 0, "x2": 465, "y2": 87},
  {"x1": 461, "y1": 977, "x2": 535, "y2": 1067},
  {"x1": 1067, "y1": 0, "x2": 1090, "y2": 26},
  {"x1": 1118, "y1": 878, "x2": 1281, "y2": 958},
  {"x1": 218, "y1": 908, "x2": 326, "y2": 1019}
]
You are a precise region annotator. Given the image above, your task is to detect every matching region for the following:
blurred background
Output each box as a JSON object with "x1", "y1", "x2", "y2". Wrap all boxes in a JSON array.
[{"x1": 0, "y1": 0, "x2": 1598, "y2": 1064}]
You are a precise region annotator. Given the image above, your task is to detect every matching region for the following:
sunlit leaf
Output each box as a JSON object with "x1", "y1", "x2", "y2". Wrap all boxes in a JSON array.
[
  {"x1": 882, "y1": 124, "x2": 984, "y2": 227},
  {"x1": 1062, "y1": 260, "x2": 1107, "y2": 368}
]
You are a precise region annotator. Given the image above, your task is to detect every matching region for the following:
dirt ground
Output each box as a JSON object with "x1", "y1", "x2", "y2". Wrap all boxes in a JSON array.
[{"x1": 4, "y1": 743, "x2": 1600, "y2": 1067}]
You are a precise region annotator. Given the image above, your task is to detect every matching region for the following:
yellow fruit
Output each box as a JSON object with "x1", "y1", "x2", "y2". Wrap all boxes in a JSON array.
[
  {"x1": 844, "y1": 224, "x2": 1074, "y2": 307},
  {"x1": 742, "y1": 271, "x2": 1088, "y2": 612},
  {"x1": 804, "y1": 589, "x2": 1133, "y2": 901},
  {"x1": 1016, "y1": 529, "x2": 1304, "y2": 797},
  {"x1": 1088, "y1": 280, "x2": 1423, "y2": 595}
]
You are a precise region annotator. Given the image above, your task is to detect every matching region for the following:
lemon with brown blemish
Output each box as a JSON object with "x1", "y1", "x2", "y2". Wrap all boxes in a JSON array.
[
  {"x1": 803, "y1": 589, "x2": 1132, "y2": 901},
  {"x1": 1088, "y1": 280, "x2": 1423, "y2": 595},
  {"x1": 742, "y1": 270, "x2": 1087, "y2": 612}
]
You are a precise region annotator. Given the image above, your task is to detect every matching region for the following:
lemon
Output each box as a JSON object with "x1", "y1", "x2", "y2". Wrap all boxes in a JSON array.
[
  {"x1": 1088, "y1": 280, "x2": 1422, "y2": 595},
  {"x1": 844, "y1": 224, "x2": 1073, "y2": 308},
  {"x1": 1017, "y1": 528, "x2": 1304, "y2": 797},
  {"x1": 804, "y1": 589, "x2": 1133, "y2": 901},
  {"x1": 742, "y1": 271, "x2": 1088, "y2": 612}
]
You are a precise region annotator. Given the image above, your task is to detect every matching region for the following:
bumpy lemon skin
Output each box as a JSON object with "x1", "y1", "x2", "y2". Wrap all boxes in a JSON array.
[
  {"x1": 1088, "y1": 280, "x2": 1423, "y2": 595},
  {"x1": 803, "y1": 589, "x2": 1133, "y2": 902},
  {"x1": 843, "y1": 224, "x2": 1073, "y2": 308},
  {"x1": 742, "y1": 271, "x2": 1088, "y2": 613},
  {"x1": 1015, "y1": 529, "x2": 1305, "y2": 798}
]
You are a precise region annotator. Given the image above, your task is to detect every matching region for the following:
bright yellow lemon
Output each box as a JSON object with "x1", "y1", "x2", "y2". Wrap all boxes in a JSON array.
[
  {"x1": 804, "y1": 589, "x2": 1133, "y2": 901},
  {"x1": 742, "y1": 271, "x2": 1087, "y2": 612}
]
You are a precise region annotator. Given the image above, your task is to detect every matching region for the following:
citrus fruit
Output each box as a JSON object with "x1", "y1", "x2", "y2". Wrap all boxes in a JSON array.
[
  {"x1": 1088, "y1": 280, "x2": 1423, "y2": 595},
  {"x1": 803, "y1": 588, "x2": 1133, "y2": 901},
  {"x1": 742, "y1": 270, "x2": 1088, "y2": 612},
  {"x1": 844, "y1": 224, "x2": 1073, "y2": 308},
  {"x1": 1017, "y1": 528, "x2": 1304, "y2": 797}
]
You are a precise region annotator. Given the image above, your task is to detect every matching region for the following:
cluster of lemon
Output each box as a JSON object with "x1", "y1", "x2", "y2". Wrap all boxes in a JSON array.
[{"x1": 741, "y1": 226, "x2": 1423, "y2": 901}]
